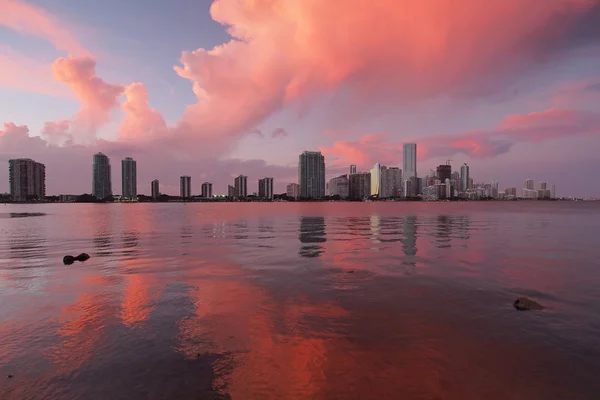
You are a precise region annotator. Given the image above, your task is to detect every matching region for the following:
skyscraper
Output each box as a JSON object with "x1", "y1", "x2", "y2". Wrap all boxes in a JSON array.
[
  {"x1": 228, "y1": 185, "x2": 235, "y2": 197},
  {"x1": 370, "y1": 163, "x2": 381, "y2": 196},
  {"x1": 525, "y1": 179, "x2": 534, "y2": 190},
  {"x1": 298, "y1": 151, "x2": 325, "y2": 198},
  {"x1": 403, "y1": 143, "x2": 417, "y2": 196},
  {"x1": 437, "y1": 164, "x2": 451, "y2": 183},
  {"x1": 180, "y1": 176, "x2": 191, "y2": 198},
  {"x1": 201, "y1": 182, "x2": 213, "y2": 198},
  {"x1": 234, "y1": 175, "x2": 247, "y2": 198},
  {"x1": 286, "y1": 183, "x2": 300, "y2": 199},
  {"x1": 349, "y1": 172, "x2": 371, "y2": 200},
  {"x1": 350, "y1": 165, "x2": 357, "y2": 174},
  {"x1": 8, "y1": 158, "x2": 46, "y2": 201},
  {"x1": 151, "y1": 179, "x2": 160, "y2": 200},
  {"x1": 328, "y1": 175, "x2": 349, "y2": 198},
  {"x1": 121, "y1": 157, "x2": 137, "y2": 200},
  {"x1": 381, "y1": 167, "x2": 402, "y2": 197},
  {"x1": 540, "y1": 181, "x2": 547, "y2": 190},
  {"x1": 258, "y1": 177, "x2": 274, "y2": 199},
  {"x1": 551, "y1": 184, "x2": 556, "y2": 199},
  {"x1": 93, "y1": 153, "x2": 112, "y2": 199},
  {"x1": 460, "y1": 163, "x2": 469, "y2": 193}
]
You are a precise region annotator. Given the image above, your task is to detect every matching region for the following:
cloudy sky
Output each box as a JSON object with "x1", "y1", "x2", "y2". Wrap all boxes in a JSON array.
[{"x1": 1, "y1": 0, "x2": 600, "y2": 196}]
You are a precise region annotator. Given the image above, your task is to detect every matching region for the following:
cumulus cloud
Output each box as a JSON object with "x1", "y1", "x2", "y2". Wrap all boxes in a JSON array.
[
  {"x1": 41, "y1": 120, "x2": 73, "y2": 146},
  {"x1": 171, "y1": 0, "x2": 600, "y2": 143},
  {"x1": 52, "y1": 56, "x2": 124, "y2": 142},
  {"x1": 119, "y1": 82, "x2": 168, "y2": 141},
  {"x1": 0, "y1": 0, "x2": 89, "y2": 56}
]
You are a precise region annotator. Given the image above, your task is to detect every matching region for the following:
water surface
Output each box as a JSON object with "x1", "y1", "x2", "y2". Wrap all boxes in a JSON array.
[{"x1": 1, "y1": 202, "x2": 600, "y2": 399}]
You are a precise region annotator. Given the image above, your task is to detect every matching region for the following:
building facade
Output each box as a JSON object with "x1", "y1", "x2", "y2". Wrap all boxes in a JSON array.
[
  {"x1": 228, "y1": 185, "x2": 235, "y2": 197},
  {"x1": 380, "y1": 166, "x2": 402, "y2": 197},
  {"x1": 9, "y1": 158, "x2": 46, "y2": 201},
  {"x1": 298, "y1": 151, "x2": 325, "y2": 198},
  {"x1": 328, "y1": 174, "x2": 349, "y2": 198},
  {"x1": 460, "y1": 163, "x2": 470, "y2": 193},
  {"x1": 524, "y1": 179, "x2": 534, "y2": 190},
  {"x1": 121, "y1": 157, "x2": 137, "y2": 200},
  {"x1": 350, "y1": 165, "x2": 357, "y2": 174},
  {"x1": 370, "y1": 163, "x2": 381, "y2": 197},
  {"x1": 201, "y1": 182, "x2": 213, "y2": 198},
  {"x1": 437, "y1": 164, "x2": 451, "y2": 184},
  {"x1": 286, "y1": 183, "x2": 300, "y2": 199},
  {"x1": 258, "y1": 177, "x2": 274, "y2": 199},
  {"x1": 349, "y1": 172, "x2": 371, "y2": 200},
  {"x1": 180, "y1": 176, "x2": 191, "y2": 198},
  {"x1": 151, "y1": 179, "x2": 160, "y2": 200},
  {"x1": 234, "y1": 175, "x2": 248, "y2": 198},
  {"x1": 403, "y1": 143, "x2": 417, "y2": 196},
  {"x1": 93, "y1": 153, "x2": 112, "y2": 199}
]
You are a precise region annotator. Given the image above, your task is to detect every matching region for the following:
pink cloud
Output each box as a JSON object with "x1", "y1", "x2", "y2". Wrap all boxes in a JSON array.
[
  {"x1": 171, "y1": 0, "x2": 598, "y2": 143},
  {"x1": 119, "y1": 82, "x2": 168, "y2": 141},
  {"x1": 0, "y1": 0, "x2": 89, "y2": 56},
  {"x1": 52, "y1": 56, "x2": 124, "y2": 142},
  {"x1": 41, "y1": 120, "x2": 73, "y2": 146},
  {"x1": 320, "y1": 108, "x2": 600, "y2": 166}
]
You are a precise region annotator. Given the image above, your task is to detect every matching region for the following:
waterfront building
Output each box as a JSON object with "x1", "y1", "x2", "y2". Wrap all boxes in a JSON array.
[
  {"x1": 258, "y1": 177, "x2": 274, "y2": 199},
  {"x1": 234, "y1": 175, "x2": 248, "y2": 198},
  {"x1": 403, "y1": 143, "x2": 417, "y2": 197},
  {"x1": 201, "y1": 182, "x2": 213, "y2": 198},
  {"x1": 151, "y1": 179, "x2": 160, "y2": 200},
  {"x1": 328, "y1": 175, "x2": 349, "y2": 198},
  {"x1": 9, "y1": 158, "x2": 46, "y2": 201},
  {"x1": 286, "y1": 183, "x2": 300, "y2": 199},
  {"x1": 349, "y1": 172, "x2": 371, "y2": 200},
  {"x1": 298, "y1": 151, "x2": 325, "y2": 198},
  {"x1": 180, "y1": 176, "x2": 191, "y2": 198},
  {"x1": 93, "y1": 153, "x2": 111, "y2": 199},
  {"x1": 121, "y1": 157, "x2": 137, "y2": 200}
]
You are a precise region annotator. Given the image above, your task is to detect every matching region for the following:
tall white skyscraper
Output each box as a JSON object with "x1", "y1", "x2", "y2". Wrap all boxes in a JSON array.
[
  {"x1": 258, "y1": 177, "x2": 274, "y2": 199},
  {"x1": 180, "y1": 176, "x2": 191, "y2": 198},
  {"x1": 460, "y1": 163, "x2": 470, "y2": 192},
  {"x1": 370, "y1": 163, "x2": 381, "y2": 196},
  {"x1": 298, "y1": 151, "x2": 326, "y2": 198},
  {"x1": 93, "y1": 152, "x2": 112, "y2": 199},
  {"x1": 403, "y1": 143, "x2": 417, "y2": 196},
  {"x1": 9, "y1": 158, "x2": 46, "y2": 201},
  {"x1": 121, "y1": 157, "x2": 137, "y2": 199}
]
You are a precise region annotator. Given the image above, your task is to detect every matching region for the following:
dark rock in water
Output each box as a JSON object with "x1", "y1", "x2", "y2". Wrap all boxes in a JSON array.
[
  {"x1": 7, "y1": 375, "x2": 13, "y2": 379},
  {"x1": 347, "y1": 270, "x2": 355, "y2": 274},
  {"x1": 63, "y1": 253, "x2": 90, "y2": 265},
  {"x1": 514, "y1": 297, "x2": 545, "y2": 311}
]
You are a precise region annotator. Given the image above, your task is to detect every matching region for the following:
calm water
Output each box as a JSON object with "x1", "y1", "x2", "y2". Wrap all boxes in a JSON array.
[{"x1": 1, "y1": 202, "x2": 600, "y2": 399}]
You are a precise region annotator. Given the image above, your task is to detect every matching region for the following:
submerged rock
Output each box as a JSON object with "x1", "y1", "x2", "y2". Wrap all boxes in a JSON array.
[
  {"x1": 63, "y1": 253, "x2": 90, "y2": 265},
  {"x1": 513, "y1": 297, "x2": 545, "y2": 311}
]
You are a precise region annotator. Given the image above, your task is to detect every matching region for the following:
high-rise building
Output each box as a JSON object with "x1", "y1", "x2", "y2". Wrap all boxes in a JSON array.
[
  {"x1": 121, "y1": 157, "x2": 137, "y2": 200},
  {"x1": 370, "y1": 163, "x2": 381, "y2": 196},
  {"x1": 505, "y1": 187, "x2": 517, "y2": 197},
  {"x1": 228, "y1": 185, "x2": 235, "y2": 197},
  {"x1": 258, "y1": 177, "x2": 274, "y2": 199},
  {"x1": 460, "y1": 163, "x2": 469, "y2": 193},
  {"x1": 180, "y1": 176, "x2": 191, "y2": 198},
  {"x1": 234, "y1": 175, "x2": 247, "y2": 198},
  {"x1": 286, "y1": 183, "x2": 300, "y2": 199},
  {"x1": 328, "y1": 174, "x2": 349, "y2": 198},
  {"x1": 381, "y1": 167, "x2": 402, "y2": 197},
  {"x1": 551, "y1": 184, "x2": 556, "y2": 199},
  {"x1": 201, "y1": 182, "x2": 213, "y2": 198},
  {"x1": 525, "y1": 179, "x2": 534, "y2": 190},
  {"x1": 350, "y1": 165, "x2": 357, "y2": 174},
  {"x1": 491, "y1": 181, "x2": 499, "y2": 198},
  {"x1": 403, "y1": 143, "x2": 417, "y2": 196},
  {"x1": 437, "y1": 164, "x2": 451, "y2": 184},
  {"x1": 540, "y1": 181, "x2": 547, "y2": 190},
  {"x1": 8, "y1": 158, "x2": 46, "y2": 201},
  {"x1": 298, "y1": 151, "x2": 325, "y2": 198},
  {"x1": 151, "y1": 179, "x2": 160, "y2": 200},
  {"x1": 93, "y1": 153, "x2": 112, "y2": 199},
  {"x1": 349, "y1": 172, "x2": 371, "y2": 200}
]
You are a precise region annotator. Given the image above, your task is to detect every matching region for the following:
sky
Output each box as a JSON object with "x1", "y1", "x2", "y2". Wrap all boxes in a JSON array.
[{"x1": 1, "y1": 0, "x2": 600, "y2": 197}]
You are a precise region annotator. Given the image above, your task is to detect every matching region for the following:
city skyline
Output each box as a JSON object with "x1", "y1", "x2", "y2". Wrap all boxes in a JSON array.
[{"x1": 1, "y1": 1, "x2": 600, "y2": 197}]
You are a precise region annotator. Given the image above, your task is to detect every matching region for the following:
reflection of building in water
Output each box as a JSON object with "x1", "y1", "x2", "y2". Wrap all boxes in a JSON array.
[
  {"x1": 402, "y1": 216, "x2": 417, "y2": 257},
  {"x1": 299, "y1": 216, "x2": 327, "y2": 258},
  {"x1": 435, "y1": 215, "x2": 452, "y2": 248},
  {"x1": 93, "y1": 227, "x2": 113, "y2": 257},
  {"x1": 370, "y1": 215, "x2": 381, "y2": 244},
  {"x1": 121, "y1": 230, "x2": 140, "y2": 256}
]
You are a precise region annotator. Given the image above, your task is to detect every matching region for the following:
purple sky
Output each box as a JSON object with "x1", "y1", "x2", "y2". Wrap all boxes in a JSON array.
[{"x1": 1, "y1": 0, "x2": 600, "y2": 197}]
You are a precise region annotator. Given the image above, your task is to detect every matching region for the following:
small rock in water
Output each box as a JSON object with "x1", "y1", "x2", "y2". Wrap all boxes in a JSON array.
[
  {"x1": 347, "y1": 270, "x2": 355, "y2": 274},
  {"x1": 63, "y1": 253, "x2": 90, "y2": 265},
  {"x1": 7, "y1": 375, "x2": 13, "y2": 379},
  {"x1": 513, "y1": 297, "x2": 544, "y2": 311}
]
